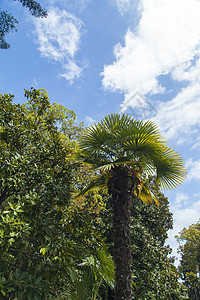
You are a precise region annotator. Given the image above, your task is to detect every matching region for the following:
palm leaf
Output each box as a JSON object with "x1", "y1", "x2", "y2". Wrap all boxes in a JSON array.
[
  {"x1": 76, "y1": 173, "x2": 107, "y2": 197},
  {"x1": 139, "y1": 180, "x2": 159, "y2": 205},
  {"x1": 78, "y1": 113, "x2": 186, "y2": 193},
  {"x1": 152, "y1": 146, "x2": 187, "y2": 190},
  {"x1": 95, "y1": 157, "x2": 143, "y2": 172}
]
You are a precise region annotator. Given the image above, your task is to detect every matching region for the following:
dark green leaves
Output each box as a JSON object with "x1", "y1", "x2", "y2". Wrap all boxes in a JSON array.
[
  {"x1": 0, "y1": 89, "x2": 88, "y2": 299},
  {"x1": 15, "y1": 0, "x2": 47, "y2": 18}
]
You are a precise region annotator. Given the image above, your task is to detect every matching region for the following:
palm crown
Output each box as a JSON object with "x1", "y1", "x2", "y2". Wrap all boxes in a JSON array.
[{"x1": 79, "y1": 113, "x2": 186, "y2": 194}]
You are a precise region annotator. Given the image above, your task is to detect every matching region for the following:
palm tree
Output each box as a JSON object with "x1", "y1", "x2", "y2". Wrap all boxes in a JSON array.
[{"x1": 75, "y1": 113, "x2": 186, "y2": 300}]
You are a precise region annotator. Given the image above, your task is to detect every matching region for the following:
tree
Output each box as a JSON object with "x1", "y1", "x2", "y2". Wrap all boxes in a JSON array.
[
  {"x1": 99, "y1": 178, "x2": 183, "y2": 299},
  {"x1": 0, "y1": 89, "x2": 115, "y2": 299},
  {"x1": 130, "y1": 180, "x2": 182, "y2": 299},
  {"x1": 0, "y1": 0, "x2": 47, "y2": 49},
  {"x1": 0, "y1": 88, "x2": 78, "y2": 298},
  {"x1": 74, "y1": 113, "x2": 186, "y2": 299},
  {"x1": 176, "y1": 220, "x2": 200, "y2": 299}
]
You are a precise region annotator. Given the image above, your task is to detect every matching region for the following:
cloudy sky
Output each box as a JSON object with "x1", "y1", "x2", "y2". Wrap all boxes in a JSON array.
[{"x1": 1, "y1": 0, "x2": 200, "y2": 263}]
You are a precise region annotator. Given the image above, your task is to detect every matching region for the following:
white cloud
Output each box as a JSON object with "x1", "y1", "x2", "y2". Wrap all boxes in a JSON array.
[
  {"x1": 32, "y1": 78, "x2": 38, "y2": 87},
  {"x1": 114, "y1": 0, "x2": 140, "y2": 16},
  {"x1": 152, "y1": 81, "x2": 200, "y2": 140},
  {"x1": 115, "y1": 0, "x2": 132, "y2": 14},
  {"x1": 119, "y1": 91, "x2": 157, "y2": 119},
  {"x1": 85, "y1": 116, "x2": 96, "y2": 126},
  {"x1": 168, "y1": 195, "x2": 200, "y2": 265},
  {"x1": 191, "y1": 136, "x2": 200, "y2": 150},
  {"x1": 173, "y1": 192, "x2": 189, "y2": 209},
  {"x1": 60, "y1": 61, "x2": 82, "y2": 83},
  {"x1": 46, "y1": 0, "x2": 90, "y2": 10},
  {"x1": 34, "y1": 8, "x2": 83, "y2": 82},
  {"x1": 102, "y1": 0, "x2": 200, "y2": 131},
  {"x1": 186, "y1": 158, "x2": 200, "y2": 181}
]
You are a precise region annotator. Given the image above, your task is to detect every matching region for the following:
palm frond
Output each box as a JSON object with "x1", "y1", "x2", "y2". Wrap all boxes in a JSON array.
[
  {"x1": 152, "y1": 146, "x2": 187, "y2": 190},
  {"x1": 77, "y1": 113, "x2": 186, "y2": 192},
  {"x1": 76, "y1": 173, "x2": 107, "y2": 197},
  {"x1": 139, "y1": 180, "x2": 159, "y2": 205},
  {"x1": 96, "y1": 157, "x2": 143, "y2": 172},
  {"x1": 80, "y1": 247, "x2": 115, "y2": 290}
]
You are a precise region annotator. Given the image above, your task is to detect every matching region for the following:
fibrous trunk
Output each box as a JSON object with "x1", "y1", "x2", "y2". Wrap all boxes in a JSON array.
[{"x1": 111, "y1": 166, "x2": 132, "y2": 300}]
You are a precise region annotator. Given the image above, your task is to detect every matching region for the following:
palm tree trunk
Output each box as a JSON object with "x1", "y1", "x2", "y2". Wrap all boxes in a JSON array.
[{"x1": 111, "y1": 166, "x2": 132, "y2": 300}]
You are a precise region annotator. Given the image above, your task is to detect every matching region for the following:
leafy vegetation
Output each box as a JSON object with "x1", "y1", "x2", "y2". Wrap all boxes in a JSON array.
[
  {"x1": 99, "y1": 178, "x2": 183, "y2": 299},
  {"x1": 72, "y1": 113, "x2": 186, "y2": 299},
  {"x1": 130, "y1": 181, "x2": 182, "y2": 299},
  {"x1": 0, "y1": 89, "x2": 114, "y2": 299},
  {"x1": 0, "y1": 89, "x2": 188, "y2": 299},
  {"x1": 177, "y1": 220, "x2": 200, "y2": 299}
]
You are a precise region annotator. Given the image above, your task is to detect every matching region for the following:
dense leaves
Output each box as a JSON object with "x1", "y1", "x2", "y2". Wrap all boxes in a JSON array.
[
  {"x1": 99, "y1": 179, "x2": 183, "y2": 299},
  {"x1": 0, "y1": 89, "x2": 114, "y2": 299},
  {"x1": 15, "y1": 0, "x2": 47, "y2": 18},
  {"x1": 0, "y1": 90, "x2": 187, "y2": 299},
  {"x1": 177, "y1": 221, "x2": 200, "y2": 299},
  {"x1": 130, "y1": 181, "x2": 182, "y2": 299}
]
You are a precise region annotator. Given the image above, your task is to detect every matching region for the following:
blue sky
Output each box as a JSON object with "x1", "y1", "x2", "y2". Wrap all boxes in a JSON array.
[{"x1": 1, "y1": 0, "x2": 200, "y2": 263}]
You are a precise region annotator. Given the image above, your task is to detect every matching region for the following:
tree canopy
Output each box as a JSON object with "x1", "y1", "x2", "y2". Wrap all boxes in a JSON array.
[
  {"x1": 0, "y1": 89, "x2": 114, "y2": 299},
  {"x1": 177, "y1": 220, "x2": 200, "y2": 299},
  {"x1": 130, "y1": 180, "x2": 182, "y2": 299}
]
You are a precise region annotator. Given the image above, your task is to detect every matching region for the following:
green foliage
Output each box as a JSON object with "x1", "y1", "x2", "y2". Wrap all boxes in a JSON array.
[
  {"x1": 0, "y1": 89, "x2": 78, "y2": 207},
  {"x1": 74, "y1": 113, "x2": 186, "y2": 299},
  {"x1": 177, "y1": 221, "x2": 200, "y2": 274},
  {"x1": 0, "y1": 90, "x2": 187, "y2": 299},
  {"x1": 76, "y1": 113, "x2": 186, "y2": 198},
  {"x1": 99, "y1": 179, "x2": 183, "y2": 299},
  {"x1": 0, "y1": 1, "x2": 47, "y2": 49},
  {"x1": 15, "y1": 0, "x2": 47, "y2": 18},
  {"x1": 56, "y1": 247, "x2": 115, "y2": 300},
  {"x1": 131, "y1": 194, "x2": 181, "y2": 299},
  {"x1": 177, "y1": 221, "x2": 200, "y2": 299},
  {"x1": 0, "y1": 89, "x2": 73, "y2": 297},
  {"x1": 0, "y1": 89, "x2": 114, "y2": 299}
]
